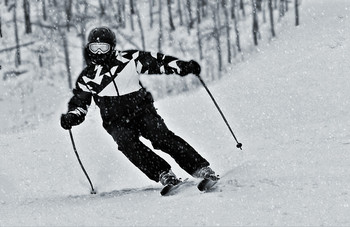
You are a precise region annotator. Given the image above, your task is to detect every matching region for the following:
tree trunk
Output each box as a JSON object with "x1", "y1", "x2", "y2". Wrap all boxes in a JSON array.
[
  {"x1": 99, "y1": 0, "x2": 106, "y2": 16},
  {"x1": 268, "y1": 0, "x2": 275, "y2": 37},
  {"x1": 65, "y1": 0, "x2": 72, "y2": 31},
  {"x1": 0, "y1": 15, "x2": 2, "y2": 38},
  {"x1": 42, "y1": 0, "x2": 47, "y2": 21},
  {"x1": 60, "y1": 29, "x2": 72, "y2": 89},
  {"x1": 187, "y1": 0, "x2": 194, "y2": 29},
  {"x1": 295, "y1": 0, "x2": 299, "y2": 26},
  {"x1": 222, "y1": 0, "x2": 231, "y2": 64},
  {"x1": 14, "y1": 0, "x2": 21, "y2": 67},
  {"x1": 135, "y1": 2, "x2": 146, "y2": 50},
  {"x1": 252, "y1": 0, "x2": 259, "y2": 46},
  {"x1": 167, "y1": 0, "x2": 175, "y2": 31},
  {"x1": 201, "y1": 0, "x2": 208, "y2": 18},
  {"x1": 158, "y1": 0, "x2": 163, "y2": 52},
  {"x1": 177, "y1": 0, "x2": 183, "y2": 26},
  {"x1": 196, "y1": 14, "x2": 203, "y2": 60},
  {"x1": 256, "y1": 0, "x2": 262, "y2": 11},
  {"x1": 279, "y1": 0, "x2": 285, "y2": 18},
  {"x1": 75, "y1": 0, "x2": 88, "y2": 67},
  {"x1": 117, "y1": 0, "x2": 126, "y2": 28},
  {"x1": 23, "y1": 0, "x2": 32, "y2": 33},
  {"x1": 262, "y1": 0, "x2": 266, "y2": 23},
  {"x1": 232, "y1": 0, "x2": 241, "y2": 53},
  {"x1": 212, "y1": 4, "x2": 222, "y2": 72},
  {"x1": 240, "y1": 0, "x2": 245, "y2": 17},
  {"x1": 149, "y1": 0, "x2": 153, "y2": 28},
  {"x1": 129, "y1": 0, "x2": 134, "y2": 31},
  {"x1": 196, "y1": 0, "x2": 201, "y2": 24}
]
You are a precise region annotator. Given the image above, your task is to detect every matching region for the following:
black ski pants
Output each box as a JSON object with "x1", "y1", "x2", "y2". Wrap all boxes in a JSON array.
[{"x1": 105, "y1": 104, "x2": 209, "y2": 182}]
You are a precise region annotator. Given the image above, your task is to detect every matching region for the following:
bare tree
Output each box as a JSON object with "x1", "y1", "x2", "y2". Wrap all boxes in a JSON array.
[
  {"x1": 231, "y1": 0, "x2": 241, "y2": 53},
  {"x1": 0, "y1": 15, "x2": 2, "y2": 38},
  {"x1": 201, "y1": 0, "x2": 208, "y2": 18},
  {"x1": 42, "y1": 0, "x2": 47, "y2": 21},
  {"x1": 129, "y1": 0, "x2": 135, "y2": 31},
  {"x1": 167, "y1": 0, "x2": 175, "y2": 31},
  {"x1": 252, "y1": 0, "x2": 259, "y2": 46},
  {"x1": 196, "y1": 0, "x2": 203, "y2": 59},
  {"x1": 65, "y1": 0, "x2": 72, "y2": 31},
  {"x1": 196, "y1": 0, "x2": 201, "y2": 23},
  {"x1": 295, "y1": 0, "x2": 300, "y2": 26},
  {"x1": 75, "y1": 0, "x2": 89, "y2": 66},
  {"x1": 186, "y1": 0, "x2": 194, "y2": 29},
  {"x1": 99, "y1": 0, "x2": 106, "y2": 16},
  {"x1": 23, "y1": 0, "x2": 32, "y2": 33},
  {"x1": 196, "y1": 2, "x2": 203, "y2": 60},
  {"x1": 117, "y1": 0, "x2": 126, "y2": 28},
  {"x1": 177, "y1": 0, "x2": 183, "y2": 26},
  {"x1": 240, "y1": 0, "x2": 245, "y2": 17},
  {"x1": 268, "y1": 0, "x2": 276, "y2": 37},
  {"x1": 211, "y1": 3, "x2": 222, "y2": 72},
  {"x1": 135, "y1": 2, "x2": 146, "y2": 50},
  {"x1": 158, "y1": 0, "x2": 163, "y2": 52},
  {"x1": 222, "y1": 0, "x2": 231, "y2": 63},
  {"x1": 149, "y1": 0, "x2": 154, "y2": 28},
  {"x1": 60, "y1": 29, "x2": 72, "y2": 88},
  {"x1": 279, "y1": 0, "x2": 285, "y2": 18},
  {"x1": 9, "y1": 0, "x2": 21, "y2": 67}
]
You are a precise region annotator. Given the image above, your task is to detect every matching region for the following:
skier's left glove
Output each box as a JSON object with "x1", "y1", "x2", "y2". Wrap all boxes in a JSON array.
[{"x1": 60, "y1": 112, "x2": 85, "y2": 130}]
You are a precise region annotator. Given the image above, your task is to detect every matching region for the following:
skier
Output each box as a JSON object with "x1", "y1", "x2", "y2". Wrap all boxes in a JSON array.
[{"x1": 60, "y1": 27, "x2": 217, "y2": 193}]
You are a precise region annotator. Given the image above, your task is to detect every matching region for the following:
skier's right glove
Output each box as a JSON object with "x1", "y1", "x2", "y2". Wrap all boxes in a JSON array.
[
  {"x1": 178, "y1": 60, "x2": 201, "y2": 76},
  {"x1": 187, "y1": 60, "x2": 201, "y2": 76},
  {"x1": 60, "y1": 112, "x2": 85, "y2": 130}
]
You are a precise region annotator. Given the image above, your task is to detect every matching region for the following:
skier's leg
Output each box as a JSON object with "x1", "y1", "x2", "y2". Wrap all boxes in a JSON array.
[
  {"x1": 106, "y1": 124, "x2": 172, "y2": 182},
  {"x1": 138, "y1": 106, "x2": 210, "y2": 175}
]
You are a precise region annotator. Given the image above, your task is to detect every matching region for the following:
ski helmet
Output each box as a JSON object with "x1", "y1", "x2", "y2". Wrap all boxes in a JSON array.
[{"x1": 86, "y1": 27, "x2": 116, "y2": 64}]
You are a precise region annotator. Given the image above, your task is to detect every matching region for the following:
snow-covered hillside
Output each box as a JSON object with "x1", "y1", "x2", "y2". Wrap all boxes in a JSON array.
[{"x1": 1, "y1": 0, "x2": 350, "y2": 225}]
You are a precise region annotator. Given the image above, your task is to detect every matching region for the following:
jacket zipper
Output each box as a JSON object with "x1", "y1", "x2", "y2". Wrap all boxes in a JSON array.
[{"x1": 112, "y1": 77, "x2": 120, "y2": 96}]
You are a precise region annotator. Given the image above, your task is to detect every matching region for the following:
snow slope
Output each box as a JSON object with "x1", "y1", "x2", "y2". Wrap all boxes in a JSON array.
[{"x1": 1, "y1": 0, "x2": 350, "y2": 225}]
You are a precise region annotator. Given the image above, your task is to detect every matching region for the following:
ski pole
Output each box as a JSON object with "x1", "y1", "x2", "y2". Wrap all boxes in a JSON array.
[
  {"x1": 68, "y1": 129, "x2": 97, "y2": 194},
  {"x1": 197, "y1": 74, "x2": 243, "y2": 150}
]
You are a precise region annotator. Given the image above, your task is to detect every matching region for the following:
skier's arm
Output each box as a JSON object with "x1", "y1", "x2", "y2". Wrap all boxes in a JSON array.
[
  {"x1": 134, "y1": 51, "x2": 201, "y2": 76},
  {"x1": 61, "y1": 73, "x2": 92, "y2": 130}
]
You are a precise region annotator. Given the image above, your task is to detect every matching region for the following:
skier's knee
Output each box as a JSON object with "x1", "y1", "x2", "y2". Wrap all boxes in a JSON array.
[{"x1": 151, "y1": 131, "x2": 175, "y2": 149}]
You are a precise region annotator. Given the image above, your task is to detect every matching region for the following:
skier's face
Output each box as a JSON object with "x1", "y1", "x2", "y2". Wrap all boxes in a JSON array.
[
  {"x1": 88, "y1": 42, "x2": 112, "y2": 64},
  {"x1": 89, "y1": 43, "x2": 111, "y2": 54}
]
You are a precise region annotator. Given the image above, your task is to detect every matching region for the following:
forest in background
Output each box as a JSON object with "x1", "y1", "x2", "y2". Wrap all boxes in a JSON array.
[{"x1": 0, "y1": 0, "x2": 300, "y2": 98}]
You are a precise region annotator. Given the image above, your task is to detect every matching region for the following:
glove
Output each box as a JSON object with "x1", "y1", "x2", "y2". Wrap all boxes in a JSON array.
[
  {"x1": 187, "y1": 60, "x2": 201, "y2": 76},
  {"x1": 60, "y1": 113, "x2": 84, "y2": 130}
]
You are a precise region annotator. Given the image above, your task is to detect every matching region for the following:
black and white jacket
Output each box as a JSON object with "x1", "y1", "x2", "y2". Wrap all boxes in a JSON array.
[{"x1": 67, "y1": 50, "x2": 194, "y2": 128}]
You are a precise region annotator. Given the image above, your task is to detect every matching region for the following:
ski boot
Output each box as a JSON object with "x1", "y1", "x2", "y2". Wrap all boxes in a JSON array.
[
  {"x1": 159, "y1": 170, "x2": 184, "y2": 196},
  {"x1": 193, "y1": 166, "x2": 219, "y2": 191}
]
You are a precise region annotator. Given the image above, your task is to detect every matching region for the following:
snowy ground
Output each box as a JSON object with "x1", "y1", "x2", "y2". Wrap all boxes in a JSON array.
[{"x1": 1, "y1": 0, "x2": 350, "y2": 225}]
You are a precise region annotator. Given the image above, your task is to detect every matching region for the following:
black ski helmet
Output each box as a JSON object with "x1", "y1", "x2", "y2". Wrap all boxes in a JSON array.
[{"x1": 86, "y1": 27, "x2": 116, "y2": 64}]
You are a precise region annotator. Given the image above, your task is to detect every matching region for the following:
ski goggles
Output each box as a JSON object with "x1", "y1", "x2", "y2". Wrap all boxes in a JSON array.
[{"x1": 88, "y1": 42, "x2": 111, "y2": 54}]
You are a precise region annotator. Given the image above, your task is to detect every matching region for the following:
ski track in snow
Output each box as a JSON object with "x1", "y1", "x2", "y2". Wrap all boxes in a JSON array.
[{"x1": 1, "y1": 0, "x2": 350, "y2": 225}]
